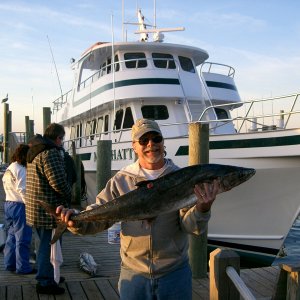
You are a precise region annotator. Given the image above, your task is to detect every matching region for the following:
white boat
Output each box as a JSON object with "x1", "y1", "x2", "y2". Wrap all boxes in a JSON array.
[{"x1": 51, "y1": 8, "x2": 300, "y2": 263}]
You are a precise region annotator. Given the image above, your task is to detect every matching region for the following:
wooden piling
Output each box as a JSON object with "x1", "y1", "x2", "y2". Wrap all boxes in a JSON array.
[
  {"x1": 188, "y1": 122, "x2": 209, "y2": 278},
  {"x1": 29, "y1": 119, "x2": 34, "y2": 139},
  {"x1": 3, "y1": 103, "x2": 9, "y2": 163},
  {"x1": 274, "y1": 263, "x2": 300, "y2": 300},
  {"x1": 25, "y1": 116, "x2": 30, "y2": 143},
  {"x1": 210, "y1": 248, "x2": 240, "y2": 300},
  {"x1": 43, "y1": 107, "x2": 51, "y2": 132},
  {"x1": 96, "y1": 140, "x2": 112, "y2": 193},
  {"x1": 71, "y1": 141, "x2": 82, "y2": 205}
]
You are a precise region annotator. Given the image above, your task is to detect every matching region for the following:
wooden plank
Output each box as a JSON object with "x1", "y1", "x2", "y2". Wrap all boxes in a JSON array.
[
  {"x1": 192, "y1": 278, "x2": 209, "y2": 299},
  {"x1": 7, "y1": 285, "x2": 22, "y2": 300},
  {"x1": 0, "y1": 286, "x2": 6, "y2": 300},
  {"x1": 108, "y1": 277, "x2": 119, "y2": 294},
  {"x1": 56, "y1": 283, "x2": 72, "y2": 300},
  {"x1": 255, "y1": 266, "x2": 279, "y2": 282},
  {"x1": 241, "y1": 269, "x2": 273, "y2": 298},
  {"x1": 22, "y1": 284, "x2": 39, "y2": 300},
  {"x1": 38, "y1": 293, "x2": 55, "y2": 300},
  {"x1": 247, "y1": 268, "x2": 276, "y2": 291},
  {"x1": 94, "y1": 279, "x2": 119, "y2": 300},
  {"x1": 66, "y1": 281, "x2": 88, "y2": 300},
  {"x1": 81, "y1": 280, "x2": 104, "y2": 300}
]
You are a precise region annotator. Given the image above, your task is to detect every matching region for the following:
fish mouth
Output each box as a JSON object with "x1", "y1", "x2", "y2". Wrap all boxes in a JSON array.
[{"x1": 221, "y1": 168, "x2": 256, "y2": 191}]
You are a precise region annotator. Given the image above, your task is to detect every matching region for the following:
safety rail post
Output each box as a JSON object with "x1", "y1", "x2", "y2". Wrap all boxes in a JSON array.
[
  {"x1": 210, "y1": 248, "x2": 240, "y2": 300},
  {"x1": 188, "y1": 122, "x2": 209, "y2": 278}
]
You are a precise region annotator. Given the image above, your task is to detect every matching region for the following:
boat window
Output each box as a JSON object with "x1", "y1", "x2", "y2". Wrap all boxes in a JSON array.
[
  {"x1": 70, "y1": 126, "x2": 76, "y2": 140},
  {"x1": 97, "y1": 117, "x2": 104, "y2": 134},
  {"x1": 91, "y1": 119, "x2": 97, "y2": 134},
  {"x1": 178, "y1": 56, "x2": 195, "y2": 73},
  {"x1": 114, "y1": 54, "x2": 120, "y2": 72},
  {"x1": 85, "y1": 121, "x2": 91, "y2": 136},
  {"x1": 114, "y1": 109, "x2": 124, "y2": 130},
  {"x1": 152, "y1": 53, "x2": 176, "y2": 69},
  {"x1": 100, "y1": 62, "x2": 106, "y2": 76},
  {"x1": 124, "y1": 53, "x2": 147, "y2": 68},
  {"x1": 215, "y1": 108, "x2": 229, "y2": 120},
  {"x1": 104, "y1": 115, "x2": 109, "y2": 134},
  {"x1": 107, "y1": 57, "x2": 111, "y2": 74},
  {"x1": 123, "y1": 107, "x2": 134, "y2": 128},
  {"x1": 76, "y1": 123, "x2": 83, "y2": 147},
  {"x1": 141, "y1": 105, "x2": 169, "y2": 120},
  {"x1": 79, "y1": 54, "x2": 98, "y2": 89}
]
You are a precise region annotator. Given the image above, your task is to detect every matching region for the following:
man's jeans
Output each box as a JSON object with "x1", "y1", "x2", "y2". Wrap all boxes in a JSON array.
[
  {"x1": 118, "y1": 261, "x2": 192, "y2": 300},
  {"x1": 35, "y1": 228, "x2": 56, "y2": 286}
]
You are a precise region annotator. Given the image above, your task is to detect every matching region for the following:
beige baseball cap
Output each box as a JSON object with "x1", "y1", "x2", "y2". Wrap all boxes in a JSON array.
[{"x1": 131, "y1": 118, "x2": 162, "y2": 141}]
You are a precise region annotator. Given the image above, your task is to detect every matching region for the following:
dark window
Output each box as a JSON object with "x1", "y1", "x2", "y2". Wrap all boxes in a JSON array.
[
  {"x1": 104, "y1": 115, "x2": 109, "y2": 133},
  {"x1": 123, "y1": 107, "x2": 134, "y2": 128},
  {"x1": 114, "y1": 54, "x2": 120, "y2": 72},
  {"x1": 141, "y1": 105, "x2": 169, "y2": 120},
  {"x1": 178, "y1": 56, "x2": 195, "y2": 73},
  {"x1": 114, "y1": 109, "x2": 124, "y2": 130},
  {"x1": 124, "y1": 53, "x2": 147, "y2": 68},
  {"x1": 100, "y1": 62, "x2": 106, "y2": 76},
  {"x1": 215, "y1": 108, "x2": 229, "y2": 120},
  {"x1": 152, "y1": 53, "x2": 176, "y2": 69},
  {"x1": 107, "y1": 58, "x2": 111, "y2": 74}
]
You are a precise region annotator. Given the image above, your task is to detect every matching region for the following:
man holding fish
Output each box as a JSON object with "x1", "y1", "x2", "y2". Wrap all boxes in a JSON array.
[{"x1": 57, "y1": 118, "x2": 220, "y2": 300}]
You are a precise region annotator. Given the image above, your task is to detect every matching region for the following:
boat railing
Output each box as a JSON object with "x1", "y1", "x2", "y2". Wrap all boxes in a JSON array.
[
  {"x1": 61, "y1": 92, "x2": 300, "y2": 151},
  {"x1": 199, "y1": 92, "x2": 300, "y2": 133},
  {"x1": 52, "y1": 89, "x2": 73, "y2": 112},
  {"x1": 199, "y1": 62, "x2": 236, "y2": 77}
]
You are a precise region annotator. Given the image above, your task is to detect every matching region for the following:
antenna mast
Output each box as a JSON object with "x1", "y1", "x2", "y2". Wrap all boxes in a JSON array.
[
  {"x1": 47, "y1": 35, "x2": 63, "y2": 97},
  {"x1": 154, "y1": 0, "x2": 156, "y2": 28}
]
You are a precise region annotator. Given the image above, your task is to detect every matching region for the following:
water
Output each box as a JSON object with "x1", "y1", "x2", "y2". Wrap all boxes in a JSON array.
[{"x1": 272, "y1": 215, "x2": 300, "y2": 267}]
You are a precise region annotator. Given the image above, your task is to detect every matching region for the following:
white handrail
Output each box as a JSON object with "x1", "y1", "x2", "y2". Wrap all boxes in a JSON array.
[{"x1": 226, "y1": 266, "x2": 256, "y2": 300}]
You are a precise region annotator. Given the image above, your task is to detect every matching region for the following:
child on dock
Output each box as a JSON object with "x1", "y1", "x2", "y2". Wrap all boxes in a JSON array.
[{"x1": 2, "y1": 144, "x2": 35, "y2": 274}]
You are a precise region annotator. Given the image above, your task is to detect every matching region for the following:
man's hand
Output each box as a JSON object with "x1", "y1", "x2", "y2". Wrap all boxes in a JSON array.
[
  {"x1": 194, "y1": 179, "x2": 220, "y2": 212},
  {"x1": 56, "y1": 205, "x2": 76, "y2": 227}
]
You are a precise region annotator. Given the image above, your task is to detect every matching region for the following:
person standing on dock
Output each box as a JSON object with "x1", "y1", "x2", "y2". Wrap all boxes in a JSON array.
[
  {"x1": 25, "y1": 123, "x2": 72, "y2": 295},
  {"x1": 57, "y1": 118, "x2": 220, "y2": 300},
  {"x1": 2, "y1": 144, "x2": 35, "y2": 274}
]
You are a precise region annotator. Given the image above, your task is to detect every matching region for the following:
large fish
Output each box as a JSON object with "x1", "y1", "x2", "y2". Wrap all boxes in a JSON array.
[{"x1": 38, "y1": 163, "x2": 255, "y2": 243}]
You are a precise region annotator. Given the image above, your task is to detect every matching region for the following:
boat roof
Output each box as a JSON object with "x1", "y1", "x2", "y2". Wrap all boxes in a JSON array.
[{"x1": 80, "y1": 41, "x2": 209, "y2": 66}]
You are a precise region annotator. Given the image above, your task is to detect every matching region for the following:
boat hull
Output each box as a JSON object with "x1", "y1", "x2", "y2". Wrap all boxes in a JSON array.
[{"x1": 79, "y1": 129, "x2": 300, "y2": 260}]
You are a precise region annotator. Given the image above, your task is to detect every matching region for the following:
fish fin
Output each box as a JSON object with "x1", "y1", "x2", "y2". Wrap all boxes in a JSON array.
[
  {"x1": 36, "y1": 200, "x2": 67, "y2": 244},
  {"x1": 36, "y1": 200, "x2": 58, "y2": 217},
  {"x1": 51, "y1": 223, "x2": 67, "y2": 244}
]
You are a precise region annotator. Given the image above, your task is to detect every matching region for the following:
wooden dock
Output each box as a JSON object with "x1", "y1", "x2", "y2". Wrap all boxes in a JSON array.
[{"x1": 0, "y1": 173, "x2": 281, "y2": 299}]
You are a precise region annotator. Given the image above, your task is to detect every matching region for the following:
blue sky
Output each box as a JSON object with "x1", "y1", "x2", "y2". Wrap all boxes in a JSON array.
[{"x1": 1, "y1": 0, "x2": 300, "y2": 133}]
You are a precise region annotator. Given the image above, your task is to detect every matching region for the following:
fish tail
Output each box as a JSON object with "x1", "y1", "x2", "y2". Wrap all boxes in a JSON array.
[
  {"x1": 51, "y1": 223, "x2": 67, "y2": 244},
  {"x1": 36, "y1": 200, "x2": 67, "y2": 244}
]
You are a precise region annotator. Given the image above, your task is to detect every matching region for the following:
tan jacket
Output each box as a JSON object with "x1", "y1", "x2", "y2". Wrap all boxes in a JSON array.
[{"x1": 70, "y1": 159, "x2": 210, "y2": 278}]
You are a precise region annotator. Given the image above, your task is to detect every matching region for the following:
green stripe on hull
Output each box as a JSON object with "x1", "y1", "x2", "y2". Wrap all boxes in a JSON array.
[
  {"x1": 205, "y1": 81, "x2": 237, "y2": 91},
  {"x1": 74, "y1": 78, "x2": 180, "y2": 106},
  {"x1": 175, "y1": 135, "x2": 300, "y2": 156}
]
